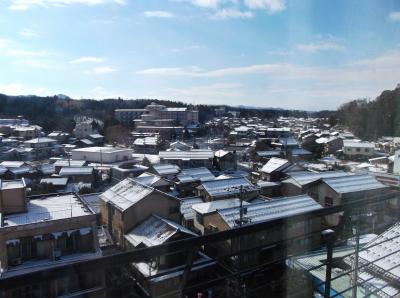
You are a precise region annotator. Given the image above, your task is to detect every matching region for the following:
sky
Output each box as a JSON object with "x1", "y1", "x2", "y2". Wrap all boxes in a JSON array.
[{"x1": 0, "y1": 0, "x2": 400, "y2": 110}]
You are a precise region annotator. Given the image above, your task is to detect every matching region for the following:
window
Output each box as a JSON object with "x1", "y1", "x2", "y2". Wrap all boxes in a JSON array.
[
  {"x1": 325, "y1": 196, "x2": 334, "y2": 207},
  {"x1": 196, "y1": 213, "x2": 204, "y2": 225}
]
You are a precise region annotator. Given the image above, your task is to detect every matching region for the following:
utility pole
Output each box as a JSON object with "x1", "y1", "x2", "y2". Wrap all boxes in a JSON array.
[
  {"x1": 351, "y1": 210, "x2": 360, "y2": 298},
  {"x1": 322, "y1": 229, "x2": 335, "y2": 298}
]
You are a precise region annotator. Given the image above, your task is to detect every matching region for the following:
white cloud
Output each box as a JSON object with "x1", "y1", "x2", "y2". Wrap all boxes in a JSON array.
[
  {"x1": 8, "y1": 49, "x2": 49, "y2": 57},
  {"x1": 15, "y1": 59, "x2": 52, "y2": 69},
  {"x1": 0, "y1": 84, "x2": 49, "y2": 96},
  {"x1": 70, "y1": 56, "x2": 106, "y2": 64},
  {"x1": 297, "y1": 41, "x2": 346, "y2": 53},
  {"x1": 0, "y1": 39, "x2": 11, "y2": 49},
  {"x1": 190, "y1": 0, "x2": 222, "y2": 8},
  {"x1": 389, "y1": 11, "x2": 400, "y2": 22},
  {"x1": 93, "y1": 66, "x2": 117, "y2": 74},
  {"x1": 144, "y1": 10, "x2": 175, "y2": 18},
  {"x1": 18, "y1": 28, "x2": 39, "y2": 37},
  {"x1": 212, "y1": 9, "x2": 253, "y2": 19},
  {"x1": 244, "y1": 0, "x2": 286, "y2": 13},
  {"x1": 170, "y1": 45, "x2": 202, "y2": 53},
  {"x1": 267, "y1": 49, "x2": 293, "y2": 56},
  {"x1": 8, "y1": 0, "x2": 125, "y2": 10},
  {"x1": 136, "y1": 66, "x2": 203, "y2": 76}
]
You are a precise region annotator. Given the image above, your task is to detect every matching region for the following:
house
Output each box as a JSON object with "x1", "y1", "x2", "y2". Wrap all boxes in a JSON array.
[
  {"x1": 196, "y1": 177, "x2": 260, "y2": 202},
  {"x1": 111, "y1": 162, "x2": 148, "y2": 180},
  {"x1": 343, "y1": 140, "x2": 375, "y2": 157},
  {"x1": 23, "y1": 137, "x2": 63, "y2": 159},
  {"x1": 0, "y1": 193, "x2": 105, "y2": 298},
  {"x1": 58, "y1": 167, "x2": 95, "y2": 184},
  {"x1": 159, "y1": 150, "x2": 214, "y2": 169},
  {"x1": 123, "y1": 214, "x2": 215, "y2": 298},
  {"x1": 53, "y1": 159, "x2": 87, "y2": 173},
  {"x1": 133, "y1": 172, "x2": 172, "y2": 192},
  {"x1": 0, "y1": 161, "x2": 34, "y2": 179},
  {"x1": 169, "y1": 141, "x2": 191, "y2": 151},
  {"x1": 150, "y1": 163, "x2": 181, "y2": 180},
  {"x1": 214, "y1": 150, "x2": 236, "y2": 171},
  {"x1": 99, "y1": 178, "x2": 181, "y2": 245},
  {"x1": 179, "y1": 196, "x2": 204, "y2": 228},
  {"x1": 176, "y1": 167, "x2": 215, "y2": 196},
  {"x1": 198, "y1": 195, "x2": 322, "y2": 268},
  {"x1": 315, "y1": 136, "x2": 343, "y2": 154},
  {"x1": 73, "y1": 120, "x2": 99, "y2": 138},
  {"x1": 133, "y1": 137, "x2": 162, "y2": 154},
  {"x1": 71, "y1": 147, "x2": 133, "y2": 163},
  {"x1": 281, "y1": 170, "x2": 349, "y2": 196},
  {"x1": 39, "y1": 177, "x2": 69, "y2": 192},
  {"x1": 88, "y1": 134, "x2": 104, "y2": 146},
  {"x1": 260, "y1": 157, "x2": 301, "y2": 181},
  {"x1": 306, "y1": 174, "x2": 389, "y2": 226},
  {"x1": 192, "y1": 198, "x2": 249, "y2": 234}
]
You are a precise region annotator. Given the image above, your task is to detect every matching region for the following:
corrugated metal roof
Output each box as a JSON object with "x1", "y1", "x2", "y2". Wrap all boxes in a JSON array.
[
  {"x1": 180, "y1": 197, "x2": 203, "y2": 220},
  {"x1": 124, "y1": 214, "x2": 196, "y2": 247},
  {"x1": 322, "y1": 174, "x2": 388, "y2": 194},
  {"x1": 192, "y1": 198, "x2": 248, "y2": 215},
  {"x1": 261, "y1": 157, "x2": 290, "y2": 174},
  {"x1": 285, "y1": 170, "x2": 349, "y2": 187},
  {"x1": 218, "y1": 195, "x2": 322, "y2": 228},
  {"x1": 100, "y1": 178, "x2": 154, "y2": 211},
  {"x1": 200, "y1": 177, "x2": 259, "y2": 198},
  {"x1": 159, "y1": 150, "x2": 214, "y2": 160},
  {"x1": 177, "y1": 167, "x2": 215, "y2": 183},
  {"x1": 59, "y1": 167, "x2": 94, "y2": 176},
  {"x1": 153, "y1": 163, "x2": 180, "y2": 176}
]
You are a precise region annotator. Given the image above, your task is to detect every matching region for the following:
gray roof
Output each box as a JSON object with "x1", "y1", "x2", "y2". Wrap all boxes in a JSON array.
[
  {"x1": 177, "y1": 167, "x2": 215, "y2": 183},
  {"x1": 100, "y1": 178, "x2": 154, "y2": 211},
  {"x1": 322, "y1": 174, "x2": 388, "y2": 194},
  {"x1": 54, "y1": 159, "x2": 86, "y2": 167},
  {"x1": 153, "y1": 164, "x2": 180, "y2": 176},
  {"x1": 180, "y1": 197, "x2": 204, "y2": 220},
  {"x1": 261, "y1": 157, "x2": 290, "y2": 174},
  {"x1": 284, "y1": 170, "x2": 349, "y2": 187},
  {"x1": 192, "y1": 198, "x2": 248, "y2": 215},
  {"x1": 59, "y1": 167, "x2": 94, "y2": 176},
  {"x1": 159, "y1": 150, "x2": 214, "y2": 160},
  {"x1": 218, "y1": 195, "x2": 322, "y2": 228},
  {"x1": 200, "y1": 177, "x2": 259, "y2": 198},
  {"x1": 124, "y1": 214, "x2": 196, "y2": 247},
  {"x1": 133, "y1": 173, "x2": 169, "y2": 187}
]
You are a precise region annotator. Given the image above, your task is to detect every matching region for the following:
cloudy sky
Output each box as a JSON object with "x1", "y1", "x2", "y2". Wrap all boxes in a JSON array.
[{"x1": 0, "y1": 0, "x2": 400, "y2": 110}]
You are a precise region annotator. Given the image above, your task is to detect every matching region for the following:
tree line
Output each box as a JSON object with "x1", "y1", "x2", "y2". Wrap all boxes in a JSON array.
[{"x1": 337, "y1": 85, "x2": 400, "y2": 140}]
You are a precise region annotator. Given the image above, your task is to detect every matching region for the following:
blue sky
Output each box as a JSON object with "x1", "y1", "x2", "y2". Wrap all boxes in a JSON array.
[{"x1": 0, "y1": 0, "x2": 400, "y2": 110}]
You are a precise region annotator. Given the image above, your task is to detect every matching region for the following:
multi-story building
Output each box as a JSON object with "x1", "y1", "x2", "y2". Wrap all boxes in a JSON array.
[
  {"x1": 115, "y1": 109, "x2": 147, "y2": 125},
  {"x1": 0, "y1": 192, "x2": 105, "y2": 297}
]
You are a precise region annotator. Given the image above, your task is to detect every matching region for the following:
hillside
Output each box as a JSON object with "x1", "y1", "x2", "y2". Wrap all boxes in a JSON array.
[
  {"x1": 338, "y1": 85, "x2": 400, "y2": 140},
  {"x1": 0, "y1": 94, "x2": 334, "y2": 133}
]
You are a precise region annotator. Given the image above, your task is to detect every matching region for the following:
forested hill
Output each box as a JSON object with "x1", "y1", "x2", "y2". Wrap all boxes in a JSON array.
[
  {"x1": 337, "y1": 86, "x2": 400, "y2": 140},
  {"x1": 0, "y1": 93, "x2": 334, "y2": 133}
]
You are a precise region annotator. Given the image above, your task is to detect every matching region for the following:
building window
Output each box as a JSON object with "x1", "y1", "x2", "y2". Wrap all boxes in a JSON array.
[
  {"x1": 325, "y1": 196, "x2": 333, "y2": 207},
  {"x1": 196, "y1": 213, "x2": 204, "y2": 225}
]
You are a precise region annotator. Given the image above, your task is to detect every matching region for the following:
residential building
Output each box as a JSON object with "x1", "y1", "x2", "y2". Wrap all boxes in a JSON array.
[
  {"x1": 115, "y1": 109, "x2": 146, "y2": 125},
  {"x1": 71, "y1": 147, "x2": 133, "y2": 163},
  {"x1": 343, "y1": 140, "x2": 375, "y2": 157},
  {"x1": 0, "y1": 193, "x2": 104, "y2": 298},
  {"x1": 159, "y1": 150, "x2": 214, "y2": 169},
  {"x1": 99, "y1": 178, "x2": 181, "y2": 245}
]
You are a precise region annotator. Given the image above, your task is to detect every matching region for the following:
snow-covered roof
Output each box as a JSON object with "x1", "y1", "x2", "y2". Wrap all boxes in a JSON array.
[
  {"x1": 153, "y1": 163, "x2": 180, "y2": 176},
  {"x1": 199, "y1": 177, "x2": 259, "y2": 198},
  {"x1": 100, "y1": 178, "x2": 154, "y2": 211},
  {"x1": 54, "y1": 159, "x2": 86, "y2": 167},
  {"x1": 24, "y1": 137, "x2": 57, "y2": 144},
  {"x1": 261, "y1": 157, "x2": 290, "y2": 174},
  {"x1": 177, "y1": 167, "x2": 215, "y2": 183},
  {"x1": 1, "y1": 194, "x2": 92, "y2": 227},
  {"x1": 124, "y1": 214, "x2": 196, "y2": 247},
  {"x1": 59, "y1": 167, "x2": 94, "y2": 176},
  {"x1": 0, "y1": 179, "x2": 25, "y2": 190},
  {"x1": 218, "y1": 195, "x2": 322, "y2": 228},
  {"x1": 214, "y1": 150, "x2": 231, "y2": 158},
  {"x1": 180, "y1": 197, "x2": 203, "y2": 220},
  {"x1": 343, "y1": 140, "x2": 375, "y2": 148},
  {"x1": 192, "y1": 198, "x2": 248, "y2": 215},
  {"x1": 322, "y1": 174, "x2": 388, "y2": 194},
  {"x1": 1, "y1": 161, "x2": 26, "y2": 168},
  {"x1": 133, "y1": 173, "x2": 169, "y2": 187},
  {"x1": 159, "y1": 150, "x2": 214, "y2": 160},
  {"x1": 284, "y1": 170, "x2": 349, "y2": 187}
]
